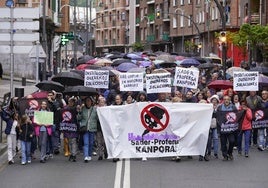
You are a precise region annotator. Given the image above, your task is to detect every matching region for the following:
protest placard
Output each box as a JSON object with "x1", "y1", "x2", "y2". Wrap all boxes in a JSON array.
[
  {"x1": 146, "y1": 73, "x2": 171, "y2": 94},
  {"x1": 233, "y1": 71, "x2": 258, "y2": 91},
  {"x1": 173, "y1": 67, "x2": 199, "y2": 89},
  {"x1": 119, "y1": 73, "x2": 144, "y2": 91},
  {"x1": 34, "y1": 111, "x2": 53, "y2": 125},
  {"x1": 84, "y1": 69, "x2": 109, "y2": 89}
]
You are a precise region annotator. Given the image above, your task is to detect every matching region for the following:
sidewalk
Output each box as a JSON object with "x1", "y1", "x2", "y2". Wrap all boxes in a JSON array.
[{"x1": 0, "y1": 76, "x2": 36, "y2": 165}]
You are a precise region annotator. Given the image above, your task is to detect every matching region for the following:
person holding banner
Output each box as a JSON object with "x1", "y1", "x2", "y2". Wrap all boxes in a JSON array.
[
  {"x1": 77, "y1": 96, "x2": 99, "y2": 162},
  {"x1": 217, "y1": 95, "x2": 238, "y2": 161},
  {"x1": 246, "y1": 91, "x2": 263, "y2": 148},
  {"x1": 60, "y1": 97, "x2": 79, "y2": 162},
  {"x1": 237, "y1": 100, "x2": 252, "y2": 157}
]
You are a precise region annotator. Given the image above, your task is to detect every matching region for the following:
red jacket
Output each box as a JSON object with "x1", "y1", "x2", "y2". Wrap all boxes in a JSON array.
[{"x1": 240, "y1": 107, "x2": 252, "y2": 130}]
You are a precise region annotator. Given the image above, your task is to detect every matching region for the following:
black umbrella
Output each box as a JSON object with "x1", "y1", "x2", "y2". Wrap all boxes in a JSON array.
[
  {"x1": 35, "y1": 80, "x2": 65, "y2": 92},
  {"x1": 51, "y1": 72, "x2": 84, "y2": 86},
  {"x1": 77, "y1": 55, "x2": 94, "y2": 65},
  {"x1": 197, "y1": 62, "x2": 215, "y2": 69},
  {"x1": 64, "y1": 85, "x2": 98, "y2": 96},
  {"x1": 70, "y1": 69, "x2": 85, "y2": 78},
  {"x1": 98, "y1": 66, "x2": 117, "y2": 76}
]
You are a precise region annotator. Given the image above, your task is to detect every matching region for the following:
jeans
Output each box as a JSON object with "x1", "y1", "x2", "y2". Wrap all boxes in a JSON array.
[
  {"x1": 51, "y1": 125, "x2": 60, "y2": 151},
  {"x1": 207, "y1": 128, "x2": 219, "y2": 156},
  {"x1": 83, "y1": 131, "x2": 95, "y2": 158},
  {"x1": 237, "y1": 130, "x2": 251, "y2": 153},
  {"x1": 258, "y1": 128, "x2": 265, "y2": 147},
  {"x1": 220, "y1": 133, "x2": 235, "y2": 157},
  {"x1": 39, "y1": 131, "x2": 48, "y2": 160},
  {"x1": 21, "y1": 141, "x2": 31, "y2": 163},
  {"x1": 68, "y1": 137, "x2": 78, "y2": 156}
]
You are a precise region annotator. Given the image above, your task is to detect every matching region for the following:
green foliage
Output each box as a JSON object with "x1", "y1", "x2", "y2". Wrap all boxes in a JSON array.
[
  {"x1": 184, "y1": 40, "x2": 195, "y2": 53},
  {"x1": 131, "y1": 42, "x2": 144, "y2": 52}
]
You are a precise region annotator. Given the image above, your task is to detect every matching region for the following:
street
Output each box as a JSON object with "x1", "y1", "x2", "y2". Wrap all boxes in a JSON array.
[
  {"x1": 1, "y1": 80, "x2": 268, "y2": 188},
  {"x1": 0, "y1": 146, "x2": 268, "y2": 188}
]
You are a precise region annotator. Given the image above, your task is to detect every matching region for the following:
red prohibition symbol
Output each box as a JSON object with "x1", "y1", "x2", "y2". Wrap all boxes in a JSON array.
[{"x1": 140, "y1": 103, "x2": 170, "y2": 132}]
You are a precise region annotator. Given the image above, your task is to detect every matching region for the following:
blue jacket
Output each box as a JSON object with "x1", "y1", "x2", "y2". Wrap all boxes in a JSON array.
[{"x1": 0, "y1": 109, "x2": 14, "y2": 135}]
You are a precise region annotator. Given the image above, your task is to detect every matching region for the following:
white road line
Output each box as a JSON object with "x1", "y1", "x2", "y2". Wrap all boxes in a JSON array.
[
  {"x1": 114, "y1": 159, "x2": 123, "y2": 188},
  {"x1": 123, "y1": 159, "x2": 130, "y2": 188}
]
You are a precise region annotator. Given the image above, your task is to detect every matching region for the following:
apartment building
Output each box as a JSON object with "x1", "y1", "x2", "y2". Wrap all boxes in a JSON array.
[{"x1": 95, "y1": 0, "x2": 266, "y2": 66}]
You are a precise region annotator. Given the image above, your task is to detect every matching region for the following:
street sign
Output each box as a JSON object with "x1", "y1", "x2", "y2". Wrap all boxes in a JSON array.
[
  {"x1": 0, "y1": 33, "x2": 39, "y2": 42},
  {"x1": 29, "y1": 44, "x2": 47, "y2": 58},
  {"x1": 0, "y1": 7, "x2": 39, "y2": 19},
  {"x1": 0, "y1": 21, "x2": 39, "y2": 30},
  {"x1": 0, "y1": 45, "x2": 32, "y2": 54}
]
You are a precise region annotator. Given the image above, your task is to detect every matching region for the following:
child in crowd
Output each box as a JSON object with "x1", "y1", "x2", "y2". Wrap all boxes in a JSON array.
[{"x1": 19, "y1": 115, "x2": 34, "y2": 165}]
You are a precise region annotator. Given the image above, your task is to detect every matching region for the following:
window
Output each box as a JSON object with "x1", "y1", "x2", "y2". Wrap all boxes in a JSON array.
[
  {"x1": 188, "y1": 15, "x2": 192, "y2": 26},
  {"x1": 180, "y1": 0, "x2": 184, "y2": 6},
  {"x1": 173, "y1": 17, "x2": 177, "y2": 28},
  {"x1": 180, "y1": 16, "x2": 184, "y2": 27},
  {"x1": 173, "y1": 0, "x2": 177, "y2": 6}
]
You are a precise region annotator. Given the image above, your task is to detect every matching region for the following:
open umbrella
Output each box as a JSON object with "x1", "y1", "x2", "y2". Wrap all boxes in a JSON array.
[
  {"x1": 111, "y1": 58, "x2": 132, "y2": 67},
  {"x1": 94, "y1": 58, "x2": 113, "y2": 66},
  {"x1": 208, "y1": 80, "x2": 233, "y2": 90},
  {"x1": 249, "y1": 66, "x2": 268, "y2": 75},
  {"x1": 70, "y1": 69, "x2": 85, "y2": 78},
  {"x1": 116, "y1": 62, "x2": 138, "y2": 72},
  {"x1": 180, "y1": 58, "x2": 200, "y2": 67},
  {"x1": 64, "y1": 86, "x2": 98, "y2": 96},
  {"x1": 226, "y1": 67, "x2": 246, "y2": 77},
  {"x1": 156, "y1": 54, "x2": 176, "y2": 63},
  {"x1": 127, "y1": 67, "x2": 146, "y2": 73},
  {"x1": 35, "y1": 80, "x2": 65, "y2": 92},
  {"x1": 77, "y1": 55, "x2": 94, "y2": 65},
  {"x1": 259, "y1": 74, "x2": 268, "y2": 88},
  {"x1": 51, "y1": 72, "x2": 84, "y2": 86},
  {"x1": 139, "y1": 60, "x2": 152, "y2": 67},
  {"x1": 198, "y1": 62, "x2": 215, "y2": 69}
]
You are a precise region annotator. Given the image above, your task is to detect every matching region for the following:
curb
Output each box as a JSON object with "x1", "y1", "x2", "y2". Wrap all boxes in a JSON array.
[{"x1": 2, "y1": 75, "x2": 36, "y2": 84}]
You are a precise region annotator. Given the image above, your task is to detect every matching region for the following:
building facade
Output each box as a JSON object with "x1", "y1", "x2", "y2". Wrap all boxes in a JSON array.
[{"x1": 95, "y1": 0, "x2": 267, "y2": 66}]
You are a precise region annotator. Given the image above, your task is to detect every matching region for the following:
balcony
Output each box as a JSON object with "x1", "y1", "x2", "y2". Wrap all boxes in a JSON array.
[
  {"x1": 112, "y1": 39, "x2": 116, "y2": 45},
  {"x1": 146, "y1": 35, "x2": 155, "y2": 42},
  {"x1": 161, "y1": 33, "x2": 170, "y2": 41},
  {"x1": 136, "y1": 17, "x2": 140, "y2": 24},
  {"x1": 104, "y1": 39, "x2": 108, "y2": 45}
]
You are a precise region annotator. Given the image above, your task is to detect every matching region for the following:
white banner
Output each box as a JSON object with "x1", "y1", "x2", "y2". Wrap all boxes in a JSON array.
[
  {"x1": 119, "y1": 73, "x2": 144, "y2": 91},
  {"x1": 173, "y1": 67, "x2": 199, "y2": 89},
  {"x1": 233, "y1": 71, "x2": 258, "y2": 91},
  {"x1": 84, "y1": 70, "x2": 109, "y2": 89},
  {"x1": 97, "y1": 102, "x2": 213, "y2": 159},
  {"x1": 145, "y1": 73, "x2": 171, "y2": 94}
]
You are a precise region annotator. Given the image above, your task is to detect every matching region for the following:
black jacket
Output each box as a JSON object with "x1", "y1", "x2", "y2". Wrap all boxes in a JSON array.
[{"x1": 19, "y1": 123, "x2": 34, "y2": 142}]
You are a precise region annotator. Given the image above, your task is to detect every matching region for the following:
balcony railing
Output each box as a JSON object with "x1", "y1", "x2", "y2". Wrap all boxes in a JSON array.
[
  {"x1": 161, "y1": 33, "x2": 170, "y2": 41},
  {"x1": 112, "y1": 39, "x2": 116, "y2": 44},
  {"x1": 136, "y1": 17, "x2": 140, "y2": 24},
  {"x1": 104, "y1": 39, "x2": 108, "y2": 45},
  {"x1": 251, "y1": 13, "x2": 260, "y2": 24},
  {"x1": 146, "y1": 34, "x2": 155, "y2": 42}
]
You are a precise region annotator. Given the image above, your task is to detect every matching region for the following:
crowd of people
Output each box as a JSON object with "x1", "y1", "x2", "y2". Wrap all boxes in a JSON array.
[{"x1": 0, "y1": 61, "x2": 267, "y2": 165}]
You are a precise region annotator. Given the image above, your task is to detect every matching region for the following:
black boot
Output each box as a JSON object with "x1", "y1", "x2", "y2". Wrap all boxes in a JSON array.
[
  {"x1": 72, "y1": 155, "x2": 76, "y2": 162},
  {"x1": 69, "y1": 155, "x2": 73, "y2": 161}
]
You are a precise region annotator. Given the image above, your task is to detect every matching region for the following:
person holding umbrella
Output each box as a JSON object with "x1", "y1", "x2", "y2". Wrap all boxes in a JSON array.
[{"x1": 77, "y1": 96, "x2": 99, "y2": 162}]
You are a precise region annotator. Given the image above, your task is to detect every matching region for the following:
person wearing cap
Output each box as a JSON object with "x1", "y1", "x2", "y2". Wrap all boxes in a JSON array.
[
  {"x1": 216, "y1": 95, "x2": 237, "y2": 161},
  {"x1": 77, "y1": 96, "x2": 98, "y2": 162}
]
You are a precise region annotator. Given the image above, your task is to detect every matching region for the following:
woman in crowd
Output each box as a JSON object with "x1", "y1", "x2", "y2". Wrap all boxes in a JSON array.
[
  {"x1": 35, "y1": 101, "x2": 52, "y2": 163},
  {"x1": 77, "y1": 96, "x2": 98, "y2": 162},
  {"x1": 237, "y1": 100, "x2": 252, "y2": 157}
]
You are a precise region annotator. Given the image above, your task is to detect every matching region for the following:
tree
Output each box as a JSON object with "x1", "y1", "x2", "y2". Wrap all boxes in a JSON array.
[
  {"x1": 230, "y1": 24, "x2": 268, "y2": 63},
  {"x1": 131, "y1": 42, "x2": 144, "y2": 52}
]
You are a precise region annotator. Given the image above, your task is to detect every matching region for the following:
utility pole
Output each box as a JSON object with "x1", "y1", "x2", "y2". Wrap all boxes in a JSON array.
[
  {"x1": 73, "y1": 0, "x2": 77, "y2": 67},
  {"x1": 213, "y1": 0, "x2": 227, "y2": 80},
  {"x1": 42, "y1": 0, "x2": 47, "y2": 81}
]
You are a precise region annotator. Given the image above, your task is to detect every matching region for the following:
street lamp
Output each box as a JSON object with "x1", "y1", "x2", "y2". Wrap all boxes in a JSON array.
[{"x1": 174, "y1": 8, "x2": 185, "y2": 52}]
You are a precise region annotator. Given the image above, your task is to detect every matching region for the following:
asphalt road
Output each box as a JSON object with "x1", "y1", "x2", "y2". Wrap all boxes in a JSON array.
[{"x1": 0, "y1": 145, "x2": 268, "y2": 188}]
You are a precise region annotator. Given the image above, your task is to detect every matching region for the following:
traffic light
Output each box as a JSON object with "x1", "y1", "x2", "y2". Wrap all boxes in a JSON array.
[
  {"x1": 156, "y1": 9, "x2": 161, "y2": 19},
  {"x1": 219, "y1": 31, "x2": 227, "y2": 45},
  {"x1": 61, "y1": 34, "x2": 69, "y2": 46}
]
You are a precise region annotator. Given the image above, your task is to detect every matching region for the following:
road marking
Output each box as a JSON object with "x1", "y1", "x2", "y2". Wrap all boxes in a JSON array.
[
  {"x1": 114, "y1": 159, "x2": 122, "y2": 188},
  {"x1": 123, "y1": 159, "x2": 130, "y2": 188},
  {"x1": 114, "y1": 159, "x2": 131, "y2": 188}
]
